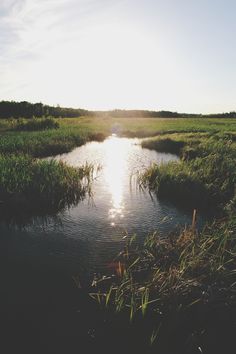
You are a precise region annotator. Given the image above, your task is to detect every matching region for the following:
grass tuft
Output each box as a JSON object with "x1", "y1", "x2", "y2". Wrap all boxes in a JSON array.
[{"x1": 0, "y1": 154, "x2": 93, "y2": 215}]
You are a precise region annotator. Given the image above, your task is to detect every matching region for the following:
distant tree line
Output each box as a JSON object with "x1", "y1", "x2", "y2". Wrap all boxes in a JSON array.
[
  {"x1": 94, "y1": 109, "x2": 236, "y2": 118},
  {"x1": 0, "y1": 101, "x2": 90, "y2": 119},
  {"x1": 94, "y1": 109, "x2": 200, "y2": 118},
  {"x1": 0, "y1": 100, "x2": 235, "y2": 119}
]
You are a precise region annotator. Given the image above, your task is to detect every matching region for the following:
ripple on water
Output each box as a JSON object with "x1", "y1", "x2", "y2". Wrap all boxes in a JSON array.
[{"x1": 1, "y1": 136, "x2": 200, "y2": 275}]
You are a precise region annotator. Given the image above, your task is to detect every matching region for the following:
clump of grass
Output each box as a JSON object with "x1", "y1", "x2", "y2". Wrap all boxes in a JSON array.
[
  {"x1": 0, "y1": 154, "x2": 93, "y2": 214},
  {"x1": 140, "y1": 137, "x2": 236, "y2": 212},
  {"x1": 14, "y1": 117, "x2": 59, "y2": 131},
  {"x1": 91, "y1": 217, "x2": 236, "y2": 350},
  {"x1": 88, "y1": 216, "x2": 236, "y2": 353}
]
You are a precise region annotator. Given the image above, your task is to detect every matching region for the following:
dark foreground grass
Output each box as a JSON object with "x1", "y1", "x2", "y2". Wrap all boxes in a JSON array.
[
  {"x1": 91, "y1": 216, "x2": 236, "y2": 353},
  {"x1": 0, "y1": 154, "x2": 93, "y2": 215}
]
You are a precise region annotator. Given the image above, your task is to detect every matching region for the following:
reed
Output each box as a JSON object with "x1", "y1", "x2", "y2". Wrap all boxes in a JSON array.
[{"x1": 0, "y1": 154, "x2": 93, "y2": 214}]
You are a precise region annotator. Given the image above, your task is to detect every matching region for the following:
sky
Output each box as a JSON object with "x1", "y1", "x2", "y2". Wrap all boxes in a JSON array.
[{"x1": 0, "y1": 0, "x2": 236, "y2": 113}]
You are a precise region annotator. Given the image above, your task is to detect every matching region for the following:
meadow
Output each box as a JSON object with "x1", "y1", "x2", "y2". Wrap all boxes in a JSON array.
[{"x1": 1, "y1": 116, "x2": 236, "y2": 157}]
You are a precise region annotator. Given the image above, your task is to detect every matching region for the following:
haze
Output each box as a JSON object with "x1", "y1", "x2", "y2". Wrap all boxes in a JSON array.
[{"x1": 1, "y1": 0, "x2": 236, "y2": 113}]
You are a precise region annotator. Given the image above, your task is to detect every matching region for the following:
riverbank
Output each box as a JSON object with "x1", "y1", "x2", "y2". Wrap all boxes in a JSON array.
[{"x1": 141, "y1": 134, "x2": 236, "y2": 213}]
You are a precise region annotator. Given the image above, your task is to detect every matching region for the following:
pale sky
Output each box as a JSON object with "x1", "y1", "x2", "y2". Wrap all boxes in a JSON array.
[{"x1": 0, "y1": 0, "x2": 236, "y2": 113}]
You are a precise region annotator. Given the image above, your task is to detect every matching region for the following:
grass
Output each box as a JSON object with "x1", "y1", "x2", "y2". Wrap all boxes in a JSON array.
[
  {"x1": 0, "y1": 128, "x2": 105, "y2": 157},
  {"x1": 1, "y1": 115, "x2": 236, "y2": 352},
  {"x1": 0, "y1": 154, "x2": 93, "y2": 215},
  {"x1": 84, "y1": 119, "x2": 236, "y2": 352},
  {"x1": 14, "y1": 117, "x2": 59, "y2": 131},
  {"x1": 91, "y1": 216, "x2": 236, "y2": 353},
  {"x1": 140, "y1": 134, "x2": 236, "y2": 213},
  {"x1": 1, "y1": 116, "x2": 236, "y2": 157}
]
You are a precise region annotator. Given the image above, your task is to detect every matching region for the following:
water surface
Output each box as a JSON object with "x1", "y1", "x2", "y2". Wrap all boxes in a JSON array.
[{"x1": 1, "y1": 136, "x2": 199, "y2": 281}]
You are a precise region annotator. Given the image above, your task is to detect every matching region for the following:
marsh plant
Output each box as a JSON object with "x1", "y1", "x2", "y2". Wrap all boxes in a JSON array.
[
  {"x1": 0, "y1": 154, "x2": 94, "y2": 214},
  {"x1": 14, "y1": 117, "x2": 59, "y2": 131}
]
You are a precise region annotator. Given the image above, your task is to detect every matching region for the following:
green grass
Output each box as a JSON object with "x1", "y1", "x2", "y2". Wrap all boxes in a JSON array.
[
  {"x1": 0, "y1": 154, "x2": 93, "y2": 214},
  {"x1": 0, "y1": 128, "x2": 105, "y2": 157},
  {"x1": 140, "y1": 134, "x2": 236, "y2": 213},
  {"x1": 92, "y1": 217, "x2": 236, "y2": 352},
  {"x1": 14, "y1": 117, "x2": 59, "y2": 131},
  {"x1": 102, "y1": 217, "x2": 236, "y2": 314},
  {"x1": 1, "y1": 115, "x2": 236, "y2": 351},
  {"x1": 1, "y1": 116, "x2": 236, "y2": 157}
]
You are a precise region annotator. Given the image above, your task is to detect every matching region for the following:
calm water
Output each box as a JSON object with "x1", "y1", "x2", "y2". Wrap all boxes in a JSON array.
[
  {"x1": 1, "y1": 136, "x2": 200, "y2": 282},
  {"x1": 1, "y1": 136, "x2": 208, "y2": 352}
]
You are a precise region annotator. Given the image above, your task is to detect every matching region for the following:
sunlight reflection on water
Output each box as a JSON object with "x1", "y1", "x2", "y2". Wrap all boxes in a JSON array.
[{"x1": 103, "y1": 136, "x2": 130, "y2": 226}]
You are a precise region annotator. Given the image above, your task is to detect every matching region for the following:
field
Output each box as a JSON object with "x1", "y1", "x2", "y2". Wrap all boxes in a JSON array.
[{"x1": 1, "y1": 116, "x2": 236, "y2": 157}]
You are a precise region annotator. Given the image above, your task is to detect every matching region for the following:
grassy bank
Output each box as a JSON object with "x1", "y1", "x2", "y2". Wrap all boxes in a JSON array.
[
  {"x1": 0, "y1": 128, "x2": 105, "y2": 157},
  {"x1": 0, "y1": 154, "x2": 93, "y2": 215},
  {"x1": 140, "y1": 134, "x2": 236, "y2": 213}
]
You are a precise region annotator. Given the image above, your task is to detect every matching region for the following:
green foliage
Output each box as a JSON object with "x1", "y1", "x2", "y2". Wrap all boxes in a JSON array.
[
  {"x1": 0, "y1": 128, "x2": 105, "y2": 157},
  {"x1": 140, "y1": 135, "x2": 236, "y2": 212},
  {"x1": 94, "y1": 216, "x2": 236, "y2": 319},
  {"x1": 0, "y1": 154, "x2": 93, "y2": 213},
  {"x1": 0, "y1": 100, "x2": 89, "y2": 118},
  {"x1": 14, "y1": 117, "x2": 59, "y2": 131}
]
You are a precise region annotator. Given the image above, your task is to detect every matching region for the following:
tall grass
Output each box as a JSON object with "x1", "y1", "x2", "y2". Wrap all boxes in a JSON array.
[
  {"x1": 14, "y1": 117, "x2": 59, "y2": 131},
  {"x1": 0, "y1": 129, "x2": 105, "y2": 157},
  {"x1": 91, "y1": 217, "x2": 236, "y2": 352},
  {"x1": 100, "y1": 217, "x2": 236, "y2": 314},
  {"x1": 0, "y1": 154, "x2": 93, "y2": 214},
  {"x1": 140, "y1": 136, "x2": 236, "y2": 212}
]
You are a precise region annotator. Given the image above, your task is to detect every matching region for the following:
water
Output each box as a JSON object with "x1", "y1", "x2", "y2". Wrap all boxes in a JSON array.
[
  {"x1": 0, "y1": 136, "x2": 200, "y2": 281},
  {"x1": 1, "y1": 136, "x2": 206, "y2": 351}
]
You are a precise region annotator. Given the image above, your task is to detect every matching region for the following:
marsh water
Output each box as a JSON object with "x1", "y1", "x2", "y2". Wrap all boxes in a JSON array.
[
  {"x1": 1, "y1": 136, "x2": 205, "y2": 351},
  {"x1": 1, "y1": 136, "x2": 199, "y2": 280}
]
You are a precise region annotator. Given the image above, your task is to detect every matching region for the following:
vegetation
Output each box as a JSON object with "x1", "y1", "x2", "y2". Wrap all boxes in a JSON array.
[
  {"x1": 88, "y1": 124, "x2": 236, "y2": 352},
  {"x1": 1, "y1": 116, "x2": 236, "y2": 159},
  {"x1": 1, "y1": 113, "x2": 236, "y2": 352},
  {"x1": 0, "y1": 154, "x2": 93, "y2": 215},
  {"x1": 140, "y1": 134, "x2": 236, "y2": 213},
  {"x1": 1, "y1": 100, "x2": 236, "y2": 119},
  {"x1": 14, "y1": 117, "x2": 59, "y2": 131},
  {"x1": 92, "y1": 217, "x2": 236, "y2": 352},
  {"x1": 0, "y1": 126, "x2": 105, "y2": 157},
  {"x1": 0, "y1": 100, "x2": 89, "y2": 118}
]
